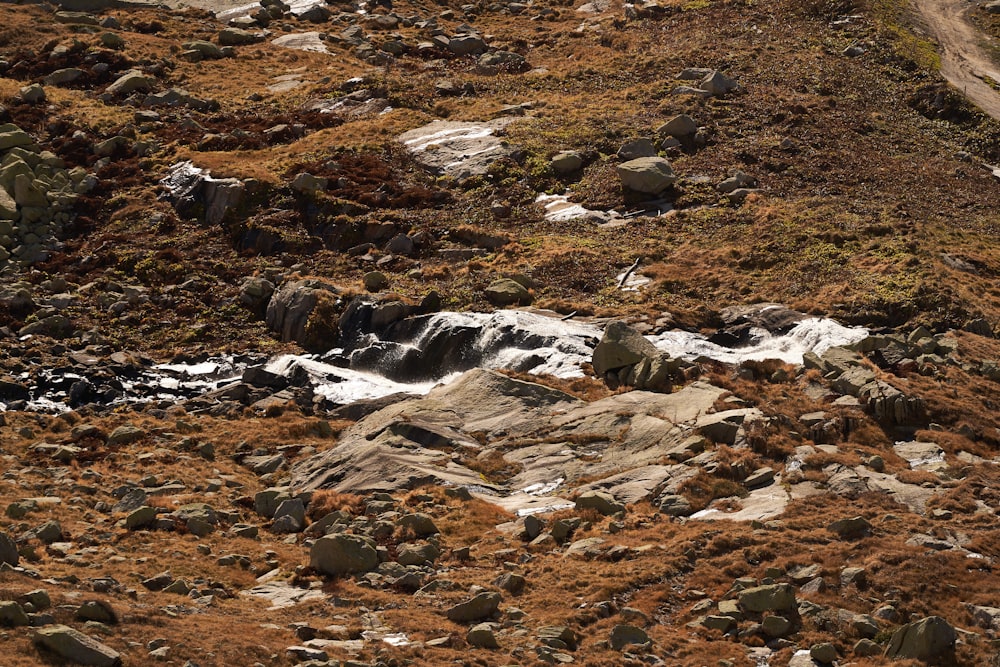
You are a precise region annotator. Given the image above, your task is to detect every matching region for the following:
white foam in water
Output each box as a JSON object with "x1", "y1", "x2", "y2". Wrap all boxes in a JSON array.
[
  {"x1": 650, "y1": 317, "x2": 868, "y2": 366},
  {"x1": 264, "y1": 354, "x2": 456, "y2": 403},
  {"x1": 154, "y1": 361, "x2": 221, "y2": 375}
]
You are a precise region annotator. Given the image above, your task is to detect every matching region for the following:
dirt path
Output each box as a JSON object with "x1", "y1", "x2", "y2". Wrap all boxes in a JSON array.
[{"x1": 912, "y1": 0, "x2": 1000, "y2": 119}]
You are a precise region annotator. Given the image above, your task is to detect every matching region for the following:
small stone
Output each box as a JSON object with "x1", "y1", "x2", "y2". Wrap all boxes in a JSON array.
[
  {"x1": 810, "y1": 642, "x2": 837, "y2": 664},
  {"x1": 467, "y1": 622, "x2": 500, "y2": 648}
]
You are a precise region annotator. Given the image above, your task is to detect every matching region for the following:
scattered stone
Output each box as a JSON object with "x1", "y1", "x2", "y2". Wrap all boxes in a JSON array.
[
  {"x1": 467, "y1": 622, "x2": 500, "y2": 648},
  {"x1": 828, "y1": 516, "x2": 871, "y2": 539},
  {"x1": 485, "y1": 278, "x2": 531, "y2": 306},
  {"x1": 737, "y1": 584, "x2": 797, "y2": 613},
  {"x1": 810, "y1": 642, "x2": 837, "y2": 664}
]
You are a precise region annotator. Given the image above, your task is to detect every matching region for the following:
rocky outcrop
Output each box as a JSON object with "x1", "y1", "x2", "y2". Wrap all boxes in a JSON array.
[
  {"x1": 884, "y1": 616, "x2": 956, "y2": 662},
  {"x1": 0, "y1": 124, "x2": 96, "y2": 268},
  {"x1": 264, "y1": 279, "x2": 343, "y2": 349},
  {"x1": 592, "y1": 321, "x2": 690, "y2": 391}
]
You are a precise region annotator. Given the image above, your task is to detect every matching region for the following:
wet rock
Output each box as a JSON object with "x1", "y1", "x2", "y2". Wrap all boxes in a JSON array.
[{"x1": 34, "y1": 625, "x2": 122, "y2": 667}]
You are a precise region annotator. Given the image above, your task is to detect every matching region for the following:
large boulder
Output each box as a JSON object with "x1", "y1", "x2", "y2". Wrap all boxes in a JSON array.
[
  {"x1": 592, "y1": 321, "x2": 660, "y2": 376},
  {"x1": 885, "y1": 616, "x2": 956, "y2": 661},
  {"x1": 484, "y1": 278, "x2": 531, "y2": 306},
  {"x1": 310, "y1": 534, "x2": 378, "y2": 575},
  {"x1": 34, "y1": 625, "x2": 122, "y2": 667},
  {"x1": 617, "y1": 157, "x2": 677, "y2": 194},
  {"x1": 737, "y1": 583, "x2": 797, "y2": 613},
  {"x1": 265, "y1": 279, "x2": 342, "y2": 349},
  {"x1": 0, "y1": 531, "x2": 18, "y2": 566}
]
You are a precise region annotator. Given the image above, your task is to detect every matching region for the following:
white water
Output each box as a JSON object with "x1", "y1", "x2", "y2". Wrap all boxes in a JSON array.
[{"x1": 650, "y1": 317, "x2": 868, "y2": 365}]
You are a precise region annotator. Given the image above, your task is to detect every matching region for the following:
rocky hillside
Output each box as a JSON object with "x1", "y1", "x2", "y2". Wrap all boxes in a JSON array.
[{"x1": 2, "y1": 0, "x2": 1000, "y2": 665}]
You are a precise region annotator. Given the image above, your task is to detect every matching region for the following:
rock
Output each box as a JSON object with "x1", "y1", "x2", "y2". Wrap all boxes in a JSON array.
[
  {"x1": 854, "y1": 638, "x2": 881, "y2": 656},
  {"x1": 363, "y1": 271, "x2": 388, "y2": 292},
  {"x1": 0, "y1": 531, "x2": 18, "y2": 566},
  {"x1": 592, "y1": 320, "x2": 659, "y2": 375},
  {"x1": 657, "y1": 494, "x2": 692, "y2": 516},
  {"x1": 182, "y1": 40, "x2": 224, "y2": 58},
  {"x1": 106, "y1": 426, "x2": 145, "y2": 447},
  {"x1": 617, "y1": 138, "x2": 657, "y2": 160},
  {"x1": 126, "y1": 506, "x2": 157, "y2": 530},
  {"x1": 218, "y1": 28, "x2": 263, "y2": 46},
  {"x1": 810, "y1": 642, "x2": 837, "y2": 663},
  {"x1": 717, "y1": 171, "x2": 756, "y2": 194},
  {"x1": 703, "y1": 615, "x2": 737, "y2": 632},
  {"x1": 761, "y1": 614, "x2": 792, "y2": 637},
  {"x1": 265, "y1": 279, "x2": 342, "y2": 348},
  {"x1": 827, "y1": 516, "x2": 871, "y2": 539},
  {"x1": 494, "y1": 572, "x2": 526, "y2": 594},
  {"x1": 884, "y1": 616, "x2": 956, "y2": 661},
  {"x1": 551, "y1": 151, "x2": 583, "y2": 174},
  {"x1": 575, "y1": 490, "x2": 625, "y2": 516},
  {"x1": 485, "y1": 278, "x2": 531, "y2": 306},
  {"x1": 476, "y1": 50, "x2": 528, "y2": 74},
  {"x1": 467, "y1": 622, "x2": 500, "y2": 648},
  {"x1": 446, "y1": 592, "x2": 501, "y2": 622},
  {"x1": 0, "y1": 600, "x2": 29, "y2": 626},
  {"x1": 106, "y1": 70, "x2": 156, "y2": 96},
  {"x1": 657, "y1": 114, "x2": 698, "y2": 138},
  {"x1": 397, "y1": 513, "x2": 438, "y2": 536},
  {"x1": 396, "y1": 542, "x2": 440, "y2": 565},
  {"x1": 744, "y1": 466, "x2": 775, "y2": 489},
  {"x1": 448, "y1": 34, "x2": 488, "y2": 55},
  {"x1": 700, "y1": 70, "x2": 738, "y2": 96},
  {"x1": 737, "y1": 584, "x2": 797, "y2": 613},
  {"x1": 19, "y1": 84, "x2": 46, "y2": 105},
  {"x1": 76, "y1": 600, "x2": 117, "y2": 624},
  {"x1": 609, "y1": 624, "x2": 650, "y2": 651},
  {"x1": 291, "y1": 172, "x2": 328, "y2": 193},
  {"x1": 34, "y1": 625, "x2": 122, "y2": 667},
  {"x1": 310, "y1": 534, "x2": 378, "y2": 575},
  {"x1": 617, "y1": 157, "x2": 677, "y2": 194}
]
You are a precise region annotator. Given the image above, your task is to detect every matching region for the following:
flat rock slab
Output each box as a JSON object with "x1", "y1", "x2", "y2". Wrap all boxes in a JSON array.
[
  {"x1": 242, "y1": 582, "x2": 326, "y2": 609},
  {"x1": 398, "y1": 119, "x2": 518, "y2": 181},
  {"x1": 272, "y1": 32, "x2": 330, "y2": 54}
]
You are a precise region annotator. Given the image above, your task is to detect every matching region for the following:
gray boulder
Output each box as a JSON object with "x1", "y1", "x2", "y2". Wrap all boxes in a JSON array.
[
  {"x1": 265, "y1": 279, "x2": 342, "y2": 347},
  {"x1": 700, "y1": 70, "x2": 738, "y2": 96},
  {"x1": 885, "y1": 615, "x2": 955, "y2": 661},
  {"x1": 467, "y1": 622, "x2": 500, "y2": 648},
  {"x1": 218, "y1": 28, "x2": 263, "y2": 46},
  {"x1": 446, "y1": 592, "x2": 501, "y2": 622},
  {"x1": 0, "y1": 531, "x2": 18, "y2": 566},
  {"x1": 617, "y1": 157, "x2": 676, "y2": 194},
  {"x1": 657, "y1": 114, "x2": 698, "y2": 138},
  {"x1": 827, "y1": 516, "x2": 871, "y2": 539},
  {"x1": 609, "y1": 624, "x2": 650, "y2": 651},
  {"x1": 551, "y1": 151, "x2": 583, "y2": 174},
  {"x1": 484, "y1": 278, "x2": 531, "y2": 306},
  {"x1": 737, "y1": 583, "x2": 797, "y2": 613},
  {"x1": 617, "y1": 138, "x2": 657, "y2": 160},
  {"x1": 106, "y1": 70, "x2": 155, "y2": 96},
  {"x1": 310, "y1": 534, "x2": 378, "y2": 575},
  {"x1": 34, "y1": 625, "x2": 122, "y2": 666},
  {"x1": 592, "y1": 321, "x2": 659, "y2": 376},
  {"x1": 575, "y1": 490, "x2": 625, "y2": 516},
  {"x1": 0, "y1": 600, "x2": 29, "y2": 626}
]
